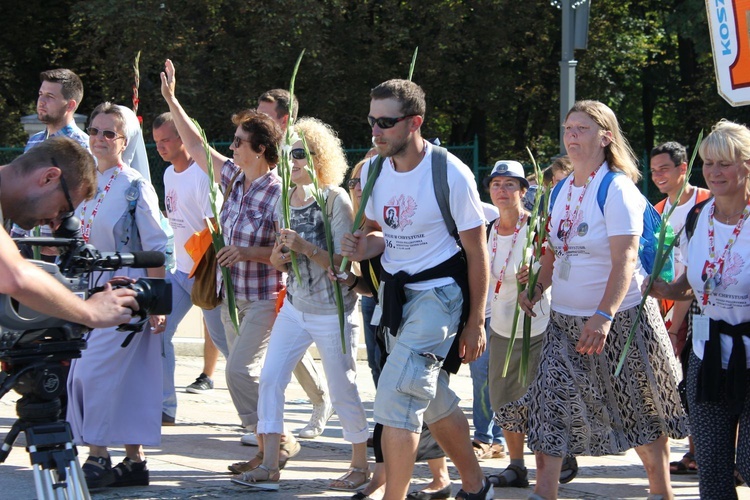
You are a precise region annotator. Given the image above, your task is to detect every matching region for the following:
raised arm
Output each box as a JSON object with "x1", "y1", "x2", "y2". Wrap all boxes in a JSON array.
[{"x1": 160, "y1": 59, "x2": 227, "y2": 182}]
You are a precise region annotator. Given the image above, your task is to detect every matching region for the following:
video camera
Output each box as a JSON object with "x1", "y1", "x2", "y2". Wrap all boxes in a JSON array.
[{"x1": 0, "y1": 214, "x2": 172, "y2": 404}]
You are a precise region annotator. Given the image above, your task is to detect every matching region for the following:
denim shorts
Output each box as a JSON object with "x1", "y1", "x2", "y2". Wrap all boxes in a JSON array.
[{"x1": 373, "y1": 282, "x2": 462, "y2": 432}]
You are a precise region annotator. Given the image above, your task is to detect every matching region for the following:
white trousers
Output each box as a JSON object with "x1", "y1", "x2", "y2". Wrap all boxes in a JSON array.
[{"x1": 257, "y1": 298, "x2": 369, "y2": 443}]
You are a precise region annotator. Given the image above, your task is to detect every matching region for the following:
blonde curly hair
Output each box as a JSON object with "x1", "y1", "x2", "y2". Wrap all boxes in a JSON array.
[{"x1": 295, "y1": 117, "x2": 349, "y2": 187}]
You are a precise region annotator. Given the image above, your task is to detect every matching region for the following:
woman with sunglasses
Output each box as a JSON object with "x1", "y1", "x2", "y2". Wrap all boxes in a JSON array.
[
  {"x1": 159, "y1": 60, "x2": 302, "y2": 472},
  {"x1": 233, "y1": 117, "x2": 369, "y2": 492},
  {"x1": 66, "y1": 102, "x2": 169, "y2": 489}
]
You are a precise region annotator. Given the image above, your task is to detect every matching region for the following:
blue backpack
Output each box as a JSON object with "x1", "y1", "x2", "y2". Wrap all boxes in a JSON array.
[{"x1": 549, "y1": 170, "x2": 670, "y2": 275}]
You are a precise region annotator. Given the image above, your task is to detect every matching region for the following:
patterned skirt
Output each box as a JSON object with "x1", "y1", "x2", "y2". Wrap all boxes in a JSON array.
[{"x1": 495, "y1": 298, "x2": 689, "y2": 457}]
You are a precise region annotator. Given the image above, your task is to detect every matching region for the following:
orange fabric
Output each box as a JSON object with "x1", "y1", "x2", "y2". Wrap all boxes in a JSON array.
[
  {"x1": 275, "y1": 287, "x2": 287, "y2": 314},
  {"x1": 185, "y1": 228, "x2": 214, "y2": 279}
]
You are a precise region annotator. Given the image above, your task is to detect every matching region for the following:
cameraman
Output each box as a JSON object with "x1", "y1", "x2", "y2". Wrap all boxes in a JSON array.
[{"x1": 0, "y1": 136, "x2": 138, "y2": 327}]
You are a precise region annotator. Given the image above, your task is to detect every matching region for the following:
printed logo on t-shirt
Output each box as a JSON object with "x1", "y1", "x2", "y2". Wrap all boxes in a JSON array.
[
  {"x1": 166, "y1": 188, "x2": 178, "y2": 215},
  {"x1": 383, "y1": 195, "x2": 417, "y2": 230}
]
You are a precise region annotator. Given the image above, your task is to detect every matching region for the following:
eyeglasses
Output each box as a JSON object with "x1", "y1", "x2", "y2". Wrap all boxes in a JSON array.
[
  {"x1": 87, "y1": 127, "x2": 123, "y2": 140},
  {"x1": 232, "y1": 135, "x2": 251, "y2": 148},
  {"x1": 347, "y1": 177, "x2": 361, "y2": 189},
  {"x1": 367, "y1": 115, "x2": 417, "y2": 129},
  {"x1": 51, "y1": 157, "x2": 76, "y2": 218},
  {"x1": 290, "y1": 148, "x2": 315, "y2": 160}
]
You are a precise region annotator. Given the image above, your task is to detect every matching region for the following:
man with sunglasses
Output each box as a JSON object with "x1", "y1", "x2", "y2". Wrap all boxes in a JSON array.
[
  {"x1": 0, "y1": 136, "x2": 139, "y2": 329},
  {"x1": 341, "y1": 80, "x2": 492, "y2": 499}
]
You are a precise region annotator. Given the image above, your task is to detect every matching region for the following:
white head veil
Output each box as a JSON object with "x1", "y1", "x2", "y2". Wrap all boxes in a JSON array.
[{"x1": 117, "y1": 105, "x2": 151, "y2": 181}]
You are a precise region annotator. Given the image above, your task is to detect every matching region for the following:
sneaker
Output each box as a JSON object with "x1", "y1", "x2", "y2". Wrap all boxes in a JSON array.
[
  {"x1": 186, "y1": 373, "x2": 214, "y2": 394},
  {"x1": 455, "y1": 479, "x2": 494, "y2": 499},
  {"x1": 82, "y1": 455, "x2": 115, "y2": 489},
  {"x1": 162, "y1": 412, "x2": 175, "y2": 426},
  {"x1": 240, "y1": 431, "x2": 259, "y2": 446},
  {"x1": 112, "y1": 457, "x2": 149, "y2": 487},
  {"x1": 298, "y1": 398, "x2": 333, "y2": 439}
]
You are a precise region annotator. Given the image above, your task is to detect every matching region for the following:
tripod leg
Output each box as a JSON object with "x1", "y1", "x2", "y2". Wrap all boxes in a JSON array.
[
  {"x1": 31, "y1": 460, "x2": 56, "y2": 500},
  {"x1": 68, "y1": 459, "x2": 91, "y2": 500}
]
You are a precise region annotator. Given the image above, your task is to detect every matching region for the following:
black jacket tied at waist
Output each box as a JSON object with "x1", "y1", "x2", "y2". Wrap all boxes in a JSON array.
[
  {"x1": 380, "y1": 250, "x2": 469, "y2": 374},
  {"x1": 697, "y1": 318, "x2": 750, "y2": 414}
]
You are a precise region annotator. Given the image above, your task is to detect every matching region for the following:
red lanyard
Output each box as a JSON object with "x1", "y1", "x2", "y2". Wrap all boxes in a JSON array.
[
  {"x1": 560, "y1": 165, "x2": 600, "y2": 254},
  {"x1": 701, "y1": 200, "x2": 750, "y2": 306},
  {"x1": 489, "y1": 213, "x2": 525, "y2": 294},
  {"x1": 81, "y1": 165, "x2": 122, "y2": 242}
]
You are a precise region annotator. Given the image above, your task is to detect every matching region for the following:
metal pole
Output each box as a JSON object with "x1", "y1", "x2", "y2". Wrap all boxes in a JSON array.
[{"x1": 560, "y1": 0, "x2": 577, "y2": 154}]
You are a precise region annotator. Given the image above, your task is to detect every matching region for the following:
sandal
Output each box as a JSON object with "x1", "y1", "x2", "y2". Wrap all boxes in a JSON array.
[
  {"x1": 329, "y1": 466, "x2": 371, "y2": 491},
  {"x1": 488, "y1": 464, "x2": 529, "y2": 488},
  {"x1": 228, "y1": 452, "x2": 263, "y2": 474},
  {"x1": 472, "y1": 441, "x2": 491, "y2": 459},
  {"x1": 559, "y1": 455, "x2": 578, "y2": 484},
  {"x1": 231, "y1": 464, "x2": 280, "y2": 491},
  {"x1": 82, "y1": 455, "x2": 115, "y2": 489},
  {"x1": 669, "y1": 452, "x2": 698, "y2": 475},
  {"x1": 227, "y1": 438, "x2": 301, "y2": 474}
]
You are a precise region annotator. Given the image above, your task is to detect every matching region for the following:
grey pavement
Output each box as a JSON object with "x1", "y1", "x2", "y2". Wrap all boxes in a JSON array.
[{"x1": 1, "y1": 353, "x2": 747, "y2": 499}]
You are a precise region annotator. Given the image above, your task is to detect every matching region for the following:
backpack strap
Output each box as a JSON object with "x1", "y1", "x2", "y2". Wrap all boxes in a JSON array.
[
  {"x1": 685, "y1": 198, "x2": 712, "y2": 241},
  {"x1": 431, "y1": 146, "x2": 458, "y2": 241},
  {"x1": 654, "y1": 198, "x2": 667, "y2": 215},
  {"x1": 695, "y1": 187, "x2": 711, "y2": 204},
  {"x1": 326, "y1": 187, "x2": 340, "y2": 222},
  {"x1": 548, "y1": 173, "x2": 569, "y2": 211},
  {"x1": 596, "y1": 170, "x2": 619, "y2": 213}
]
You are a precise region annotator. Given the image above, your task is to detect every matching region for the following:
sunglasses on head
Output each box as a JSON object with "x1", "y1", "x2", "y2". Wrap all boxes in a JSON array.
[
  {"x1": 290, "y1": 148, "x2": 314, "y2": 160},
  {"x1": 367, "y1": 115, "x2": 417, "y2": 129},
  {"x1": 87, "y1": 127, "x2": 122, "y2": 140},
  {"x1": 347, "y1": 177, "x2": 361, "y2": 189}
]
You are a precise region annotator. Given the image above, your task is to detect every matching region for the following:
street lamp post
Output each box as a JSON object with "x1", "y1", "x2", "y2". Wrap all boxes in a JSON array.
[{"x1": 556, "y1": 0, "x2": 591, "y2": 154}]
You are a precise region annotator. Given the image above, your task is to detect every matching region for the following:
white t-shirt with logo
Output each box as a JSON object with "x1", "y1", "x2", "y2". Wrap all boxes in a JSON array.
[
  {"x1": 548, "y1": 164, "x2": 646, "y2": 316},
  {"x1": 662, "y1": 188, "x2": 703, "y2": 276},
  {"x1": 683, "y1": 199, "x2": 750, "y2": 368},
  {"x1": 163, "y1": 161, "x2": 222, "y2": 274},
  {"x1": 486, "y1": 221, "x2": 551, "y2": 337},
  {"x1": 363, "y1": 141, "x2": 484, "y2": 291}
]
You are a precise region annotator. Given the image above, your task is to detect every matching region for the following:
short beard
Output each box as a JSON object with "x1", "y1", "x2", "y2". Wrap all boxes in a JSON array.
[
  {"x1": 380, "y1": 137, "x2": 408, "y2": 158},
  {"x1": 38, "y1": 110, "x2": 65, "y2": 127}
]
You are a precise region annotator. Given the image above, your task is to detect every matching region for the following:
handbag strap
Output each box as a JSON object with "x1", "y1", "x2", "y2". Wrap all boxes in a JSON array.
[{"x1": 220, "y1": 169, "x2": 243, "y2": 213}]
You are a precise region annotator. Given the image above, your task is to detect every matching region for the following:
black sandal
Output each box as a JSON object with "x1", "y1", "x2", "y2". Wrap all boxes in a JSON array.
[
  {"x1": 559, "y1": 455, "x2": 578, "y2": 484},
  {"x1": 488, "y1": 464, "x2": 529, "y2": 488},
  {"x1": 669, "y1": 452, "x2": 698, "y2": 475}
]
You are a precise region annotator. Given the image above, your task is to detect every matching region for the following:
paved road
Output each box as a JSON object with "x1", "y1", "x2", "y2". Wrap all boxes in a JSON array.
[{"x1": 1, "y1": 354, "x2": 746, "y2": 499}]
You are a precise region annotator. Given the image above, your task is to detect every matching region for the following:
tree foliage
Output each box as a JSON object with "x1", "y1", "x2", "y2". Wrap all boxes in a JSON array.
[{"x1": 1, "y1": 0, "x2": 748, "y2": 172}]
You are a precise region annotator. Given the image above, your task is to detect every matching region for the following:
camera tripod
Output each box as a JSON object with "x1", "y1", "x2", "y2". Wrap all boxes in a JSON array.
[{"x1": 0, "y1": 361, "x2": 91, "y2": 500}]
